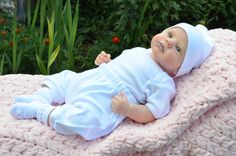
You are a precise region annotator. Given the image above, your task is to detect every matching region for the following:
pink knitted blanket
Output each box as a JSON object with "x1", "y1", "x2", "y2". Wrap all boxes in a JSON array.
[{"x1": 0, "y1": 29, "x2": 236, "y2": 155}]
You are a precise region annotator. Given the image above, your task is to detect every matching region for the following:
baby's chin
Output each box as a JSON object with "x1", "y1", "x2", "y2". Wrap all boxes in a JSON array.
[{"x1": 151, "y1": 47, "x2": 162, "y2": 56}]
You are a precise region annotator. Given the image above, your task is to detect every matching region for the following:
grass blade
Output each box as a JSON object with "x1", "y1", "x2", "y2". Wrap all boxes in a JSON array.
[
  {"x1": 31, "y1": 0, "x2": 40, "y2": 28},
  {"x1": 71, "y1": 1, "x2": 79, "y2": 46},
  {"x1": 0, "y1": 51, "x2": 5, "y2": 75},
  {"x1": 36, "y1": 54, "x2": 47, "y2": 74},
  {"x1": 16, "y1": 50, "x2": 23, "y2": 72},
  {"x1": 48, "y1": 45, "x2": 60, "y2": 68},
  {"x1": 26, "y1": 0, "x2": 31, "y2": 26}
]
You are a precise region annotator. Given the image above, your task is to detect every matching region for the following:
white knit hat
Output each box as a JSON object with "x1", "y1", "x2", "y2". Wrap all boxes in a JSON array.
[{"x1": 174, "y1": 23, "x2": 214, "y2": 77}]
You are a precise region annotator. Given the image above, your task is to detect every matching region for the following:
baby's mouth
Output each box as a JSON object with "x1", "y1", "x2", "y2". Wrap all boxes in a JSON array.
[{"x1": 157, "y1": 41, "x2": 164, "y2": 53}]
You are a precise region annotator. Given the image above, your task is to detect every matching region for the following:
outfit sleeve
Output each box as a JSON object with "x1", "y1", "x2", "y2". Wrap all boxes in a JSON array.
[{"x1": 145, "y1": 73, "x2": 176, "y2": 119}]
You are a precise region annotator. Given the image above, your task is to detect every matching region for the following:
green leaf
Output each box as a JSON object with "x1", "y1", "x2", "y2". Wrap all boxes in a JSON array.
[
  {"x1": 0, "y1": 52, "x2": 5, "y2": 75},
  {"x1": 36, "y1": 54, "x2": 47, "y2": 74},
  {"x1": 47, "y1": 18, "x2": 53, "y2": 42},
  {"x1": 71, "y1": 1, "x2": 79, "y2": 46},
  {"x1": 5, "y1": 53, "x2": 12, "y2": 70},
  {"x1": 26, "y1": 0, "x2": 31, "y2": 26},
  {"x1": 16, "y1": 50, "x2": 23, "y2": 73},
  {"x1": 63, "y1": 23, "x2": 70, "y2": 49},
  {"x1": 12, "y1": 16, "x2": 17, "y2": 73},
  {"x1": 48, "y1": 45, "x2": 60, "y2": 68},
  {"x1": 39, "y1": 0, "x2": 46, "y2": 57},
  {"x1": 31, "y1": 0, "x2": 40, "y2": 28},
  {"x1": 47, "y1": 15, "x2": 55, "y2": 55},
  {"x1": 65, "y1": 0, "x2": 72, "y2": 35}
]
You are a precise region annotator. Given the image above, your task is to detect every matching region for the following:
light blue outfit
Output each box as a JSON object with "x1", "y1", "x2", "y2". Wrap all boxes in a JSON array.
[{"x1": 29, "y1": 47, "x2": 176, "y2": 140}]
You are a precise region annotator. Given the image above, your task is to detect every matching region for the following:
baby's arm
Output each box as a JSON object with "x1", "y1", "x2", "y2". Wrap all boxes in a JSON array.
[
  {"x1": 112, "y1": 92, "x2": 155, "y2": 123},
  {"x1": 94, "y1": 51, "x2": 111, "y2": 66}
]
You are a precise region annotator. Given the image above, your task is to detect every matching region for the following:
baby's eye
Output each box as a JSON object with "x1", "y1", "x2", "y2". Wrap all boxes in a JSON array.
[
  {"x1": 168, "y1": 32, "x2": 173, "y2": 38},
  {"x1": 176, "y1": 46, "x2": 181, "y2": 53}
]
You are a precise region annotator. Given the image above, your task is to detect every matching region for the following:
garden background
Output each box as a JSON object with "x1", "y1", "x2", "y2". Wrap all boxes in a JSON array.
[{"x1": 0, "y1": 0, "x2": 235, "y2": 75}]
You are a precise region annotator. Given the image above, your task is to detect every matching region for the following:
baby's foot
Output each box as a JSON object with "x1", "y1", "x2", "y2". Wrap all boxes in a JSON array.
[
  {"x1": 15, "y1": 95, "x2": 49, "y2": 104},
  {"x1": 10, "y1": 102, "x2": 43, "y2": 119}
]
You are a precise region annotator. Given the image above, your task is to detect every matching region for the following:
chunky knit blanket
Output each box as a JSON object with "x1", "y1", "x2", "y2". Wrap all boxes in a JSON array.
[{"x1": 1, "y1": 29, "x2": 236, "y2": 156}]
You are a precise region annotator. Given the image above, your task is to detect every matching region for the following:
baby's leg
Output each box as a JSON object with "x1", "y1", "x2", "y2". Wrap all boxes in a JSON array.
[
  {"x1": 15, "y1": 85, "x2": 54, "y2": 105},
  {"x1": 11, "y1": 85, "x2": 60, "y2": 119},
  {"x1": 10, "y1": 101, "x2": 54, "y2": 119},
  {"x1": 11, "y1": 70, "x2": 73, "y2": 120}
]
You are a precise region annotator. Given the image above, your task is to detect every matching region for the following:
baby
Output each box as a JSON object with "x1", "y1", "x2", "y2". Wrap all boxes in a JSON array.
[{"x1": 10, "y1": 23, "x2": 214, "y2": 140}]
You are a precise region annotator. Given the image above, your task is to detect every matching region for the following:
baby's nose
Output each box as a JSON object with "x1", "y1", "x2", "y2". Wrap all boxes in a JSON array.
[{"x1": 165, "y1": 39, "x2": 174, "y2": 49}]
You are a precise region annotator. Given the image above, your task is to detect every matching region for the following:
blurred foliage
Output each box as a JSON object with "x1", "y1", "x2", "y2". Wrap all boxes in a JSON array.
[{"x1": 75, "y1": 0, "x2": 236, "y2": 70}]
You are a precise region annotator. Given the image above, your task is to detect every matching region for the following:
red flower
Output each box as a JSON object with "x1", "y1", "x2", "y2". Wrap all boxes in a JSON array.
[
  {"x1": 112, "y1": 36, "x2": 120, "y2": 44},
  {"x1": 16, "y1": 28, "x2": 22, "y2": 34},
  {"x1": 44, "y1": 38, "x2": 50, "y2": 45},
  {"x1": 0, "y1": 18, "x2": 6, "y2": 25},
  {"x1": 0, "y1": 31, "x2": 7, "y2": 37}
]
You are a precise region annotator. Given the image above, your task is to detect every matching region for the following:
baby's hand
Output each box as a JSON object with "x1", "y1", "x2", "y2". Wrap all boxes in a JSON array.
[
  {"x1": 94, "y1": 51, "x2": 111, "y2": 66},
  {"x1": 111, "y1": 92, "x2": 130, "y2": 116}
]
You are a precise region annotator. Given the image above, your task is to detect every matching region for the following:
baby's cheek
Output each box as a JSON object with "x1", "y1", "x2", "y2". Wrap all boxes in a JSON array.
[
  {"x1": 152, "y1": 33, "x2": 164, "y2": 41},
  {"x1": 155, "y1": 34, "x2": 165, "y2": 41},
  {"x1": 166, "y1": 54, "x2": 179, "y2": 68}
]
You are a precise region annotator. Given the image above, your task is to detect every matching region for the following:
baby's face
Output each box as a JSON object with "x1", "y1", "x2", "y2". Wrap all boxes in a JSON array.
[{"x1": 150, "y1": 27, "x2": 187, "y2": 76}]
